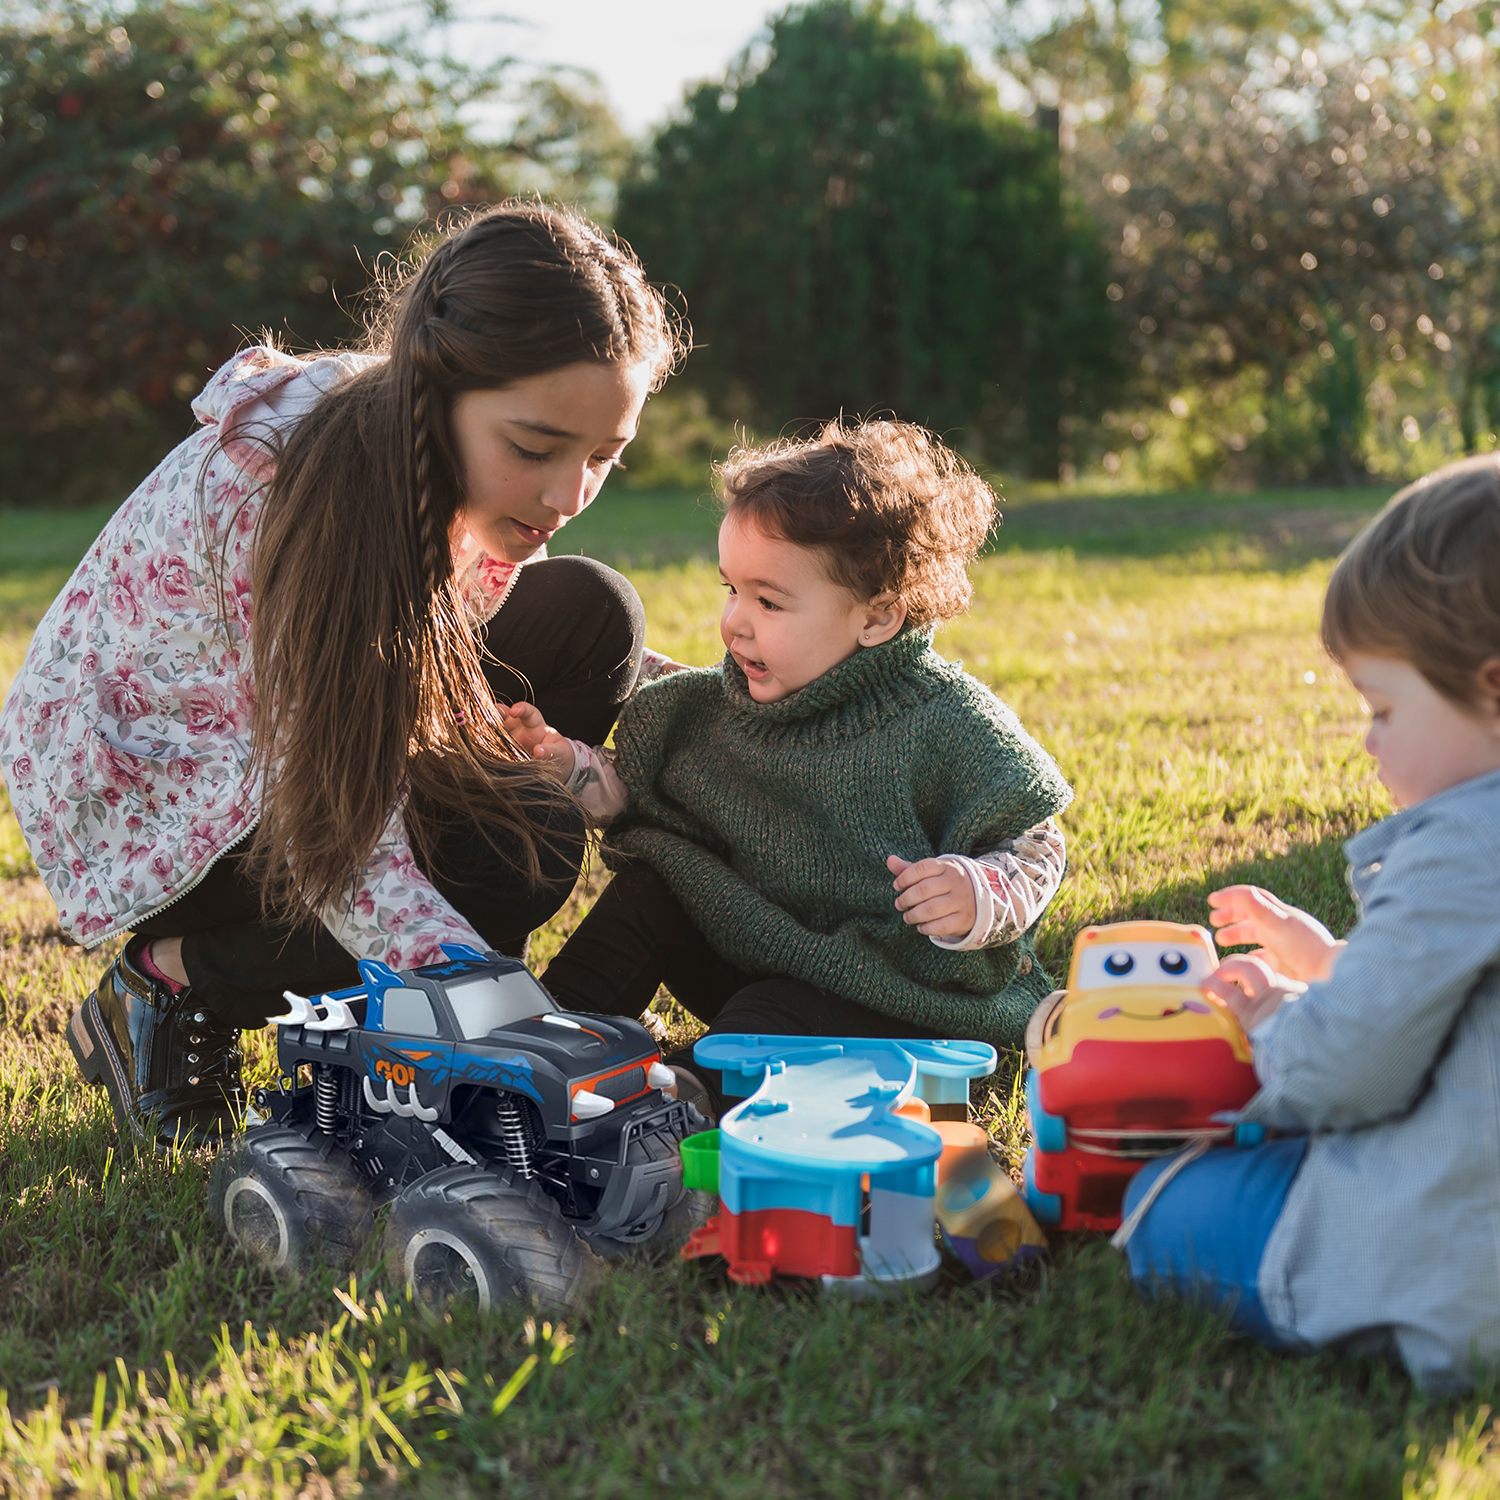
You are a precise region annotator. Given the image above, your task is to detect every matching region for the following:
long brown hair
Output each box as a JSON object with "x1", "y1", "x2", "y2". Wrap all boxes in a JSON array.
[{"x1": 245, "y1": 202, "x2": 681, "y2": 922}]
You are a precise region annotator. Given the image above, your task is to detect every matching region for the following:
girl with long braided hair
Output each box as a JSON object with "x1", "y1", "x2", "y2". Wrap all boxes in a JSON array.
[{"x1": 0, "y1": 201, "x2": 684, "y2": 1147}]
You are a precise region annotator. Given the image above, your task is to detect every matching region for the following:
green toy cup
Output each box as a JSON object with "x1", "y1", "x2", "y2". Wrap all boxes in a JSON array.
[{"x1": 680, "y1": 1129, "x2": 721, "y2": 1194}]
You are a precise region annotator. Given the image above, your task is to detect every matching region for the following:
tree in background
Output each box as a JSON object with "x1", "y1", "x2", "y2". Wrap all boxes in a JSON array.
[
  {"x1": 1413, "y1": 7, "x2": 1500, "y2": 457},
  {"x1": 0, "y1": 0, "x2": 620, "y2": 503},
  {"x1": 616, "y1": 0, "x2": 1122, "y2": 479},
  {"x1": 990, "y1": 0, "x2": 1500, "y2": 483},
  {"x1": 1100, "y1": 55, "x2": 1450, "y2": 483}
]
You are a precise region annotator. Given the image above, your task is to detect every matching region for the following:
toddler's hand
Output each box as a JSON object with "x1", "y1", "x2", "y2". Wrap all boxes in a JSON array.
[
  {"x1": 1202, "y1": 954, "x2": 1307, "y2": 1033},
  {"x1": 502, "y1": 702, "x2": 577, "y2": 779},
  {"x1": 888, "y1": 855, "x2": 976, "y2": 939},
  {"x1": 1206, "y1": 884, "x2": 1345, "y2": 983}
]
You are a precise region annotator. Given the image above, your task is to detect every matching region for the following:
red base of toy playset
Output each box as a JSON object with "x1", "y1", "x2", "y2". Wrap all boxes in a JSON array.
[{"x1": 684, "y1": 1208, "x2": 860, "y2": 1286}]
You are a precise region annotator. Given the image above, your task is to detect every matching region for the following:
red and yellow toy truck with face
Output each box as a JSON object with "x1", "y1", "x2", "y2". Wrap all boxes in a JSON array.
[{"x1": 1021, "y1": 921, "x2": 1261, "y2": 1232}]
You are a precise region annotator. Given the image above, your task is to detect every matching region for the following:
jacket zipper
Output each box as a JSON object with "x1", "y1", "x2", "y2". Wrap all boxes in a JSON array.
[
  {"x1": 83, "y1": 553, "x2": 526, "y2": 951},
  {"x1": 475, "y1": 550, "x2": 529, "y2": 628},
  {"x1": 83, "y1": 816, "x2": 260, "y2": 952}
]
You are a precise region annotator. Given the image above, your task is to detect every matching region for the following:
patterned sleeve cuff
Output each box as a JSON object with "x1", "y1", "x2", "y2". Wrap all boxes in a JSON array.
[
  {"x1": 562, "y1": 740, "x2": 595, "y2": 795},
  {"x1": 637, "y1": 648, "x2": 676, "y2": 685},
  {"x1": 563, "y1": 741, "x2": 630, "y2": 821},
  {"x1": 927, "y1": 855, "x2": 994, "y2": 951}
]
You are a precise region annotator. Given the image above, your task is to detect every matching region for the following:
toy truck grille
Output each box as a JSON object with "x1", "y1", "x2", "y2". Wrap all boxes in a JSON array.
[{"x1": 590, "y1": 1065, "x2": 647, "y2": 1103}]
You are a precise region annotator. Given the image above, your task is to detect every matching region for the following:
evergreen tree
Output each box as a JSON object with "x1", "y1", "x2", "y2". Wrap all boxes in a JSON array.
[{"x1": 617, "y1": 0, "x2": 1122, "y2": 478}]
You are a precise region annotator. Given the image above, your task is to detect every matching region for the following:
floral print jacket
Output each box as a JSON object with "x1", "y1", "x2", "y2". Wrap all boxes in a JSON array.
[{"x1": 0, "y1": 347, "x2": 525, "y2": 969}]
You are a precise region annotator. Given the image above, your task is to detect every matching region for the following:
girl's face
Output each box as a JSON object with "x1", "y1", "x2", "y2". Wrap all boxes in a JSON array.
[
  {"x1": 717, "y1": 511, "x2": 904, "y2": 703},
  {"x1": 450, "y1": 360, "x2": 652, "y2": 566},
  {"x1": 1347, "y1": 651, "x2": 1500, "y2": 807}
]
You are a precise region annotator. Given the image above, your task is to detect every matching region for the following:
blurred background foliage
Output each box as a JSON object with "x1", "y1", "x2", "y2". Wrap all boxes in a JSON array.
[
  {"x1": 1039, "y1": 0, "x2": 1500, "y2": 487},
  {"x1": 0, "y1": 0, "x2": 622, "y2": 503},
  {"x1": 2, "y1": 0, "x2": 1499, "y2": 503}
]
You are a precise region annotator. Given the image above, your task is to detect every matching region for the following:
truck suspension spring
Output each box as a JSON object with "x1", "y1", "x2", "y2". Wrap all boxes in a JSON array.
[
  {"x1": 314, "y1": 1064, "x2": 339, "y2": 1135},
  {"x1": 495, "y1": 1095, "x2": 535, "y2": 1179}
]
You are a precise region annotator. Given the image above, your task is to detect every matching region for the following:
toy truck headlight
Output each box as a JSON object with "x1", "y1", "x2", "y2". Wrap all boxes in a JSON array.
[
  {"x1": 571, "y1": 1088, "x2": 615, "y2": 1121},
  {"x1": 647, "y1": 1061, "x2": 675, "y2": 1091}
]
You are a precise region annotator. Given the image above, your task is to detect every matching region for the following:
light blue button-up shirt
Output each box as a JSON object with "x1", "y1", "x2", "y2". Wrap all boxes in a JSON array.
[{"x1": 1244, "y1": 767, "x2": 1500, "y2": 1390}]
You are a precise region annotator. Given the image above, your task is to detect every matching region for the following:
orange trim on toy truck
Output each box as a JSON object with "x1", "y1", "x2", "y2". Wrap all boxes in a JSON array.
[{"x1": 570, "y1": 1058, "x2": 654, "y2": 1112}]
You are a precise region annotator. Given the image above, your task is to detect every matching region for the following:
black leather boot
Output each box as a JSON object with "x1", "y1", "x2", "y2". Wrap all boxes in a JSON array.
[{"x1": 68, "y1": 937, "x2": 243, "y2": 1150}]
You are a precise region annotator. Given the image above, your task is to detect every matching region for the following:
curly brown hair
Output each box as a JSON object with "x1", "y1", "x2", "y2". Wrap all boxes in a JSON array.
[{"x1": 717, "y1": 418, "x2": 996, "y2": 630}]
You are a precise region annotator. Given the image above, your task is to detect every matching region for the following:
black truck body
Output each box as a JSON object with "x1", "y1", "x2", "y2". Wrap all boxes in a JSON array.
[{"x1": 252, "y1": 943, "x2": 698, "y2": 1245}]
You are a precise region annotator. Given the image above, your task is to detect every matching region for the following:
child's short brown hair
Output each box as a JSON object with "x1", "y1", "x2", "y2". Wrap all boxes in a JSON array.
[
  {"x1": 716, "y1": 418, "x2": 996, "y2": 630},
  {"x1": 1323, "y1": 453, "x2": 1500, "y2": 707}
]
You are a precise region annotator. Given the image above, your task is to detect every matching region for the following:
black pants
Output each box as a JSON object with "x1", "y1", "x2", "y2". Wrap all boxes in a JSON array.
[
  {"x1": 542, "y1": 863, "x2": 941, "y2": 1114},
  {"x1": 135, "y1": 556, "x2": 644, "y2": 1027}
]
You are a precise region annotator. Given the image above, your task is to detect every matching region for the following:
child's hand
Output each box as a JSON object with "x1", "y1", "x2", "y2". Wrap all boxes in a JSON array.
[
  {"x1": 887, "y1": 855, "x2": 976, "y2": 939},
  {"x1": 1202, "y1": 954, "x2": 1307, "y2": 1033},
  {"x1": 1206, "y1": 884, "x2": 1345, "y2": 983},
  {"x1": 502, "y1": 702, "x2": 577, "y2": 779},
  {"x1": 502, "y1": 701, "x2": 553, "y2": 756}
]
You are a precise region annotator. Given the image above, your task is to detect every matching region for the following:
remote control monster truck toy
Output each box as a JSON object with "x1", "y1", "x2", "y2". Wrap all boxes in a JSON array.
[{"x1": 210, "y1": 944, "x2": 704, "y2": 1309}]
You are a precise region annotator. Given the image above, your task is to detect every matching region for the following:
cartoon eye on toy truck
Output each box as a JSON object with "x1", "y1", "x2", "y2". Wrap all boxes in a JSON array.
[
  {"x1": 209, "y1": 944, "x2": 704, "y2": 1309},
  {"x1": 1021, "y1": 920, "x2": 1261, "y2": 1232}
]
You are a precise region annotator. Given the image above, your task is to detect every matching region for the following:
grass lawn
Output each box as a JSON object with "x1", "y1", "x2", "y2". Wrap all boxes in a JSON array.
[{"x1": 3, "y1": 483, "x2": 1499, "y2": 1496}]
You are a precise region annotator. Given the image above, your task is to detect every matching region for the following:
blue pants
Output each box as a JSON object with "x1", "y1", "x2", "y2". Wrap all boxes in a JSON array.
[{"x1": 1121, "y1": 1136, "x2": 1309, "y2": 1346}]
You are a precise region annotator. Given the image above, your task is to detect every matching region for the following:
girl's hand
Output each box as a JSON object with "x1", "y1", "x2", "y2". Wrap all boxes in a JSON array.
[
  {"x1": 887, "y1": 855, "x2": 976, "y2": 939},
  {"x1": 1206, "y1": 884, "x2": 1345, "y2": 983},
  {"x1": 502, "y1": 702, "x2": 576, "y2": 779},
  {"x1": 1202, "y1": 954, "x2": 1307, "y2": 1032}
]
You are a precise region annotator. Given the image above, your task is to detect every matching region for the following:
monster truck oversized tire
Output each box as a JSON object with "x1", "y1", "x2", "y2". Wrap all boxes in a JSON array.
[
  {"x1": 655, "y1": 1188, "x2": 719, "y2": 1249},
  {"x1": 209, "y1": 1126, "x2": 374, "y2": 1273},
  {"x1": 384, "y1": 1165, "x2": 603, "y2": 1313}
]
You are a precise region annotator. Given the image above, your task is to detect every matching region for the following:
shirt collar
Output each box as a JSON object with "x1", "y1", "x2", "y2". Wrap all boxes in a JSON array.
[{"x1": 1345, "y1": 764, "x2": 1500, "y2": 865}]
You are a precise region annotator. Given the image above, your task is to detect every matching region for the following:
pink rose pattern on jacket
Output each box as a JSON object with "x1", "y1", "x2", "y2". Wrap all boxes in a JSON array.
[{"x1": 0, "y1": 347, "x2": 524, "y2": 968}]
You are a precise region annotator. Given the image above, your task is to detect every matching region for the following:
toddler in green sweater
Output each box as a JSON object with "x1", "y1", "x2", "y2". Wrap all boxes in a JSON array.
[{"x1": 533, "y1": 419, "x2": 1073, "y2": 1112}]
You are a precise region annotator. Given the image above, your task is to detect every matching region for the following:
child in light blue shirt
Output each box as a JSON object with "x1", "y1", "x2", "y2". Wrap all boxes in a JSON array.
[{"x1": 1120, "y1": 454, "x2": 1500, "y2": 1391}]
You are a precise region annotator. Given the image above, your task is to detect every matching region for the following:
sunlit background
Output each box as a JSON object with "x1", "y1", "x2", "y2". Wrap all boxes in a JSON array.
[
  {"x1": 4, "y1": 0, "x2": 1497, "y2": 506},
  {"x1": 450, "y1": 0, "x2": 804, "y2": 136}
]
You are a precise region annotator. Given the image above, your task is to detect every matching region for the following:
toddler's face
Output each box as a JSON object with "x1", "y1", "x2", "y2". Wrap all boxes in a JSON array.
[
  {"x1": 1346, "y1": 652, "x2": 1500, "y2": 807},
  {"x1": 717, "y1": 513, "x2": 883, "y2": 703}
]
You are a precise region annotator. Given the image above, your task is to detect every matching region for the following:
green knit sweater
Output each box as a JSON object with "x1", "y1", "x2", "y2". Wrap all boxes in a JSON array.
[{"x1": 605, "y1": 629, "x2": 1073, "y2": 1049}]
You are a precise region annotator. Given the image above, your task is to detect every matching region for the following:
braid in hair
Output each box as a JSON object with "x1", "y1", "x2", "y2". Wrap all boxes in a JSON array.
[
  {"x1": 410, "y1": 356, "x2": 447, "y2": 601},
  {"x1": 409, "y1": 241, "x2": 457, "y2": 601}
]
